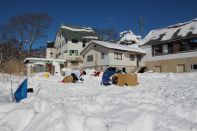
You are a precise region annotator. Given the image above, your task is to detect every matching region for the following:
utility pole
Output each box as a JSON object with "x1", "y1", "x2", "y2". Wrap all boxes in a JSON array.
[{"x1": 138, "y1": 16, "x2": 146, "y2": 36}]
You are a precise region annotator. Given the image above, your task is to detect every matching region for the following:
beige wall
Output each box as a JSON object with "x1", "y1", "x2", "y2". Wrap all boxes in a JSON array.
[{"x1": 145, "y1": 56, "x2": 197, "y2": 72}]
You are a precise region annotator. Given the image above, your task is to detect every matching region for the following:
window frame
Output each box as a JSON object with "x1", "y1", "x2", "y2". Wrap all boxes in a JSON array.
[
  {"x1": 114, "y1": 52, "x2": 122, "y2": 60},
  {"x1": 191, "y1": 64, "x2": 197, "y2": 71},
  {"x1": 69, "y1": 50, "x2": 78, "y2": 56},
  {"x1": 130, "y1": 54, "x2": 135, "y2": 61},
  {"x1": 72, "y1": 39, "x2": 78, "y2": 43},
  {"x1": 87, "y1": 55, "x2": 93, "y2": 62},
  {"x1": 101, "y1": 52, "x2": 105, "y2": 59}
]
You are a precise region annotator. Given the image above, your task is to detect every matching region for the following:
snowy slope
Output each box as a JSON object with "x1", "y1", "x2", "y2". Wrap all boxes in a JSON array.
[{"x1": 0, "y1": 72, "x2": 196, "y2": 131}]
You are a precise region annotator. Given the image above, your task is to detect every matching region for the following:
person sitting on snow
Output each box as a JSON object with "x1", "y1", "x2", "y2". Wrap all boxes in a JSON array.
[{"x1": 71, "y1": 70, "x2": 86, "y2": 83}]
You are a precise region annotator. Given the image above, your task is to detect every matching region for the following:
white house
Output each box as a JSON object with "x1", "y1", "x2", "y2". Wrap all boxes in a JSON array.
[
  {"x1": 46, "y1": 41, "x2": 56, "y2": 59},
  {"x1": 141, "y1": 18, "x2": 197, "y2": 72},
  {"x1": 80, "y1": 40, "x2": 145, "y2": 73},
  {"x1": 53, "y1": 25, "x2": 98, "y2": 69}
]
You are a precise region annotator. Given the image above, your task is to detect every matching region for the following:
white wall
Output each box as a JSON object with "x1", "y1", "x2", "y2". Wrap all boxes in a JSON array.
[
  {"x1": 54, "y1": 32, "x2": 89, "y2": 60},
  {"x1": 108, "y1": 49, "x2": 138, "y2": 66},
  {"x1": 46, "y1": 48, "x2": 56, "y2": 59},
  {"x1": 83, "y1": 45, "x2": 142, "y2": 72},
  {"x1": 84, "y1": 45, "x2": 110, "y2": 68}
]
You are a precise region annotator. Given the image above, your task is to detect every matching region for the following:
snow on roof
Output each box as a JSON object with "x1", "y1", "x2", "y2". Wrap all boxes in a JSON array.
[
  {"x1": 24, "y1": 58, "x2": 65, "y2": 63},
  {"x1": 141, "y1": 18, "x2": 197, "y2": 46},
  {"x1": 59, "y1": 25, "x2": 97, "y2": 40},
  {"x1": 88, "y1": 40, "x2": 145, "y2": 54},
  {"x1": 119, "y1": 30, "x2": 141, "y2": 44},
  {"x1": 61, "y1": 25, "x2": 95, "y2": 32},
  {"x1": 82, "y1": 36, "x2": 98, "y2": 39}
]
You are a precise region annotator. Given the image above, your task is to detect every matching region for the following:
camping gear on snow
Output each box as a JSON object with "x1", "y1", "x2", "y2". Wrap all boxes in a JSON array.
[
  {"x1": 112, "y1": 73, "x2": 139, "y2": 86},
  {"x1": 43, "y1": 72, "x2": 50, "y2": 78},
  {"x1": 27, "y1": 88, "x2": 34, "y2": 93},
  {"x1": 62, "y1": 75, "x2": 74, "y2": 83},
  {"x1": 62, "y1": 70, "x2": 86, "y2": 83},
  {"x1": 101, "y1": 67, "x2": 116, "y2": 86},
  {"x1": 14, "y1": 79, "x2": 28, "y2": 102}
]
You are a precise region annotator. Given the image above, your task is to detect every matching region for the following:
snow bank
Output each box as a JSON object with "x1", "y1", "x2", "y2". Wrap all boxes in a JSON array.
[{"x1": 0, "y1": 72, "x2": 196, "y2": 131}]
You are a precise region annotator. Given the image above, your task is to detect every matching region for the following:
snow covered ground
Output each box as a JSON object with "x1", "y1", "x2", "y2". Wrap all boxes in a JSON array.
[{"x1": 0, "y1": 72, "x2": 196, "y2": 131}]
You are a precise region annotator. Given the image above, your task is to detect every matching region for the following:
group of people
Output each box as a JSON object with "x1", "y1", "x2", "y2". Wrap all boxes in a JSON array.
[{"x1": 62, "y1": 67, "x2": 128, "y2": 85}]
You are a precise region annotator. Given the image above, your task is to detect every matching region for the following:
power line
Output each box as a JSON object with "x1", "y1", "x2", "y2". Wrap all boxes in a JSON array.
[{"x1": 138, "y1": 16, "x2": 146, "y2": 36}]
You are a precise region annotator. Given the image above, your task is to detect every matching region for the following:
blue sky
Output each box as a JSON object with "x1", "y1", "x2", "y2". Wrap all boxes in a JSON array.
[{"x1": 0, "y1": 0, "x2": 197, "y2": 47}]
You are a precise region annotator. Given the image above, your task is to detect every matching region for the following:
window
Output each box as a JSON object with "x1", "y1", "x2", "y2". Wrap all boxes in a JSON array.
[
  {"x1": 130, "y1": 54, "x2": 135, "y2": 61},
  {"x1": 180, "y1": 41, "x2": 187, "y2": 51},
  {"x1": 152, "y1": 45, "x2": 162, "y2": 55},
  {"x1": 176, "y1": 64, "x2": 185, "y2": 73},
  {"x1": 64, "y1": 50, "x2": 68, "y2": 53},
  {"x1": 72, "y1": 39, "x2": 78, "y2": 43},
  {"x1": 137, "y1": 55, "x2": 142, "y2": 61},
  {"x1": 101, "y1": 52, "x2": 105, "y2": 59},
  {"x1": 155, "y1": 66, "x2": 161, "y2": 72},
  {"x1": 82, "y1": 41, "x2": 86, "y2": 48},
  {"x1": 173, "y1": 42, "x2": 181, "y2": 53},
  {"x1": 69, "y1": 50, "x2": 78, "y2": 56},
  {"x1": 114, "y1": 52, "x2": 122, "y2": 60},
  {"x1": 87, "y1": 55, "x2": 93, "y2": 62},
  {"x1": 168, "y1": 43, "x2": 173, "y2": 53},
  {"x1": 187, "y1": 38, "x2": 197, "y2": 50},
  {"x1": 191, "y1": 64, "x2": 197, "y2": 70}
]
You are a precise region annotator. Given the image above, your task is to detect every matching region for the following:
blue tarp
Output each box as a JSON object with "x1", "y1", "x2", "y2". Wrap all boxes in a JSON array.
[
  {"x1": 102, "y1": 67, "x2": 116, "y2": 86},
  {"x1": 14, "y1": 79, "x2": 27, "y2": 102}
]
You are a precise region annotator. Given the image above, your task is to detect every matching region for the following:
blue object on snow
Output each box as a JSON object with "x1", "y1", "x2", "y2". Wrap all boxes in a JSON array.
[
  {"x1": 102, "y1": 67, "x2": 116, "y2": 86},
  {"x1": 14, "y1": 79, "x2": 27, "y2": 102}
]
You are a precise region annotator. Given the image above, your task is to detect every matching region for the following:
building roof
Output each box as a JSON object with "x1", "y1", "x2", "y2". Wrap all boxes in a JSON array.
[
  {"x1": 24, "y1": 57, "x2": 66, "y2": 64},
  {"x1": 80, "y1": 40, "x2": 145, "y2": 55},
  {"x1": 59, "y1": 25, "x2": 98, "y2": 40},
  {"x1": 141, "y1": 18, "x2": 197, "y2": 46}
]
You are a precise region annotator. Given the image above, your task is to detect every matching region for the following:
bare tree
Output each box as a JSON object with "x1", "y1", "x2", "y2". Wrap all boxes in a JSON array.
[
  {"x1": 8, "y1": 13, "x2": 52, "y2": 56},
  {"x1": 0, "y1": 24, "x2": 17, "y2": 63},
  {"x1": 94, "y1": 27, "x2": 119, "y2": 42}
]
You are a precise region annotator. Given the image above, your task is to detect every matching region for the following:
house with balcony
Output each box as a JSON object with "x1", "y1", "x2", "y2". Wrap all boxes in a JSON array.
[
  {"x1": 54, "y1": 25, "x2": 98, "y2": 68},
  {"x1": 141, "y1": 18, "x2": 197, "y2": 72},
  {"x1": 80, "y1": 40, "x2": 145, "y2": 73}
]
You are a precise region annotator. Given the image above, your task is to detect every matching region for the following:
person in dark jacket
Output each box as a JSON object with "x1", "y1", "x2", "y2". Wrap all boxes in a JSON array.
[
  {"x1": 71, "y1": 70, "x2": 86, "y2": 83},
  {"x1": 101, "y1": 67, "x2": 116, "y2": 86}
]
